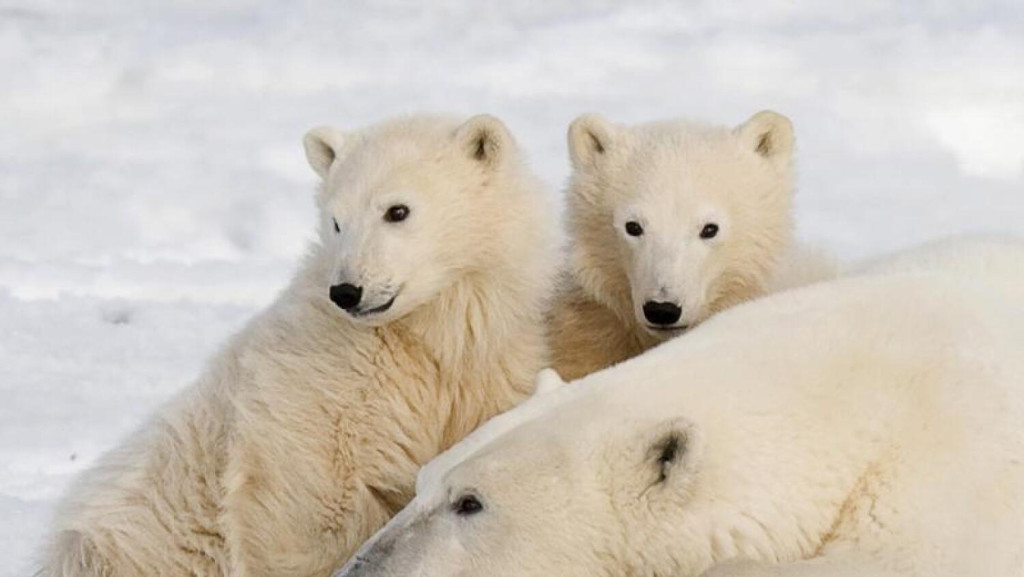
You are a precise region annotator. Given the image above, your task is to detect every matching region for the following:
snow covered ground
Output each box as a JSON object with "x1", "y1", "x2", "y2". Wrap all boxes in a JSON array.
[{"x1": 2, "y1": 1, "x2": 1023, "y2": 572}]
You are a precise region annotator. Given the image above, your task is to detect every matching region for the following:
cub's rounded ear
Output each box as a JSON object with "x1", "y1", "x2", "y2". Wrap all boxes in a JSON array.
[
  {"x1": 640, "y1": 417, "x2": 703, "y2": 493},
  {"x1": 455, "y1": 114, "x2": 513, "y2": 168},
  {"x1": 303, "y1": 126, "x2": 347, "y2": 180},
  {"x1": 734, "y1": 110, "x2": 794, "y2": 165},
  {"x1": 568, "y1": 113, "x2": 615, "y2": 170},
  {"x1": 532, "y1": 368, "x2": 567, "y2": 397}
]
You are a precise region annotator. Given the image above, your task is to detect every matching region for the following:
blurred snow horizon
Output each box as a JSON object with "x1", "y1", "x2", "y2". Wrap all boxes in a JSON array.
[{"x1": 2, "y1": 1, "x2": 1023, "y2": 573}]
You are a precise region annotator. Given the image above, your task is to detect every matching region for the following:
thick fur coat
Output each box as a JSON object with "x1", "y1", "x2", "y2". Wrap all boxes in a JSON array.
[
  {"x1": 40, "y1": 114, "x2": 559, "y2": 577},
  {"x1": 548, "y1": 111, "x2": 835, "y2": 380}
]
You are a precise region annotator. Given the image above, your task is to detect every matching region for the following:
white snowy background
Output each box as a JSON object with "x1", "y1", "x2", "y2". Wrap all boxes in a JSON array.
[{"x1": 2, "y1": 0, "x2": 1023, "y2": 572}]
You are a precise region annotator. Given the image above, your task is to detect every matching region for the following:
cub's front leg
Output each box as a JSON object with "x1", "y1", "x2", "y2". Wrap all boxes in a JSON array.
[{"x1": 220, "y1": 412, "x2": 391, "y2": 577}]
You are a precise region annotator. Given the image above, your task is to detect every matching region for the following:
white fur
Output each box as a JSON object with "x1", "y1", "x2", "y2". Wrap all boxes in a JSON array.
[
  {"x1": 337, "y1": 237, "x2": 1024, "y2": 577},
  {"x1": 39, "y1": 114, "x2": 560, "y2": 577},
  {"x1": 531, "y1": 368, "x2": 566, "y2": 396},
  {"x1": 548, "y1": 111, "x2": 836, "y2": 381}
]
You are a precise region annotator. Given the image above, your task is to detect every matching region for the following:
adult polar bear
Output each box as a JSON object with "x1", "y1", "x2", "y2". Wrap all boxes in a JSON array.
[
  {"x1": 334, "y1": 237, "x2": 1024, "y2": 577},
  {"x1": 41, "y1": 115, "x2": 559, "y2": 577}
]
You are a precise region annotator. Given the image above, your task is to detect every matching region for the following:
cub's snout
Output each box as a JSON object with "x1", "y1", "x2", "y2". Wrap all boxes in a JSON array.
[
  {"x1": 642, "y1": 300, "x2": 683, "y2": 327},
  {"x1": 329, "y1": 283, "x2": 363, "y2": 310}
]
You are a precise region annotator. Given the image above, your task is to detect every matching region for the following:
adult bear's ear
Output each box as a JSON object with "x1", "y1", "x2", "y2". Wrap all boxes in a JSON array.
[
  {"x1": 455, "y1": 114, "x2": 513, "y2": 168},
  {"x1": 303, "y1": 126, "x2": 348, "y2": 180},
  {"x1": 568, "y1": 113, "x2": 616, "y2": 170},
  {"x1": 734, "y1": 110, "x2": 794, "y2": 167},
  {"x1": 636, "y1": 417, "x2": 704, "y2": 498},
  {"x1": 532, "y1": 368, "x2": 567, "y2": 397}
]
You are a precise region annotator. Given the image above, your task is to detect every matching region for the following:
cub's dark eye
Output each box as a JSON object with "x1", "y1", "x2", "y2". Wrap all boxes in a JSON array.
[
  {"x1": 625, "y1": 221, "x2": 644, "y2": 237},
  {"x1": 384, "y1": 204, "x2": 410, "y2": 223},
  {"x1": 333, "y1": 218, "x2": 340, "y2": 233},
  {"x1": 452, "y1": 494, "x2": 483, "y2": 516},
  {"x1": 700, "y1": 223, "x2": 719, "y2": 239}
]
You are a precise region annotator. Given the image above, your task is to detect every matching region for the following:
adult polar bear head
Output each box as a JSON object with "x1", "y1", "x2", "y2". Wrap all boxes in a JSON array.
[
  {"x1": 567, "y1": 111, "x2": 795, "y2": 334},
  {"x1": 304, "y1": 114, "x2": 550, "y2": 325},
  {"x1": 332, "y1": 366, "x2": 707, "y2": 577}
]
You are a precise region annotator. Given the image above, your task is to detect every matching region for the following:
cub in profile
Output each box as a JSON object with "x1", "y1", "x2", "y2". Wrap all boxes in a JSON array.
[
  {"x1": 41, "y1": 114, "x2": 558, "y2": 577},
  {"x1": 549, "y1": 111, "x2": 834, "y2": 380}
]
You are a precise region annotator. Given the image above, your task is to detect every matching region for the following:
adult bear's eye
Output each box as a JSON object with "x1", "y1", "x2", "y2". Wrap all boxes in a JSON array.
[
  {"x1": 700, "y1": 223, "x2": 719, "y2": 239},
  {"x1": 625, "y1": 221, "x2": 644, "y2": 237},
  {"x1": 453, "y1": 494, "x2": 484, "y2": 516},
  {"x1": 384, "y1": 204, "x2": 410, "y2": 223},
  {"x1": 333, "y1": 218, "x2": 340, "y2": 233}
]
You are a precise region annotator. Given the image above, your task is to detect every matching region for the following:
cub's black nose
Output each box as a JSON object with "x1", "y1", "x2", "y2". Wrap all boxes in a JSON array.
[
  {"x1": 643, "y1": 300, "x2": 682, "y2": 326},
  {"x1": 330, "y1": 283, "x2": 363, "y2": 310}
]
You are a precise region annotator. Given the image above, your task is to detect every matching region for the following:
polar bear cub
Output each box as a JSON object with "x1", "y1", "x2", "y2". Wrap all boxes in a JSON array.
[
  {"x1": 549, "y1": 111, "x2": 834, "y2": 380},
  {"x1": 40, "y1": 114, "x2": 559, "y2": 577},
  {"x1": 335, "y1": 237, "x2": 1024, "y2": 577}
]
